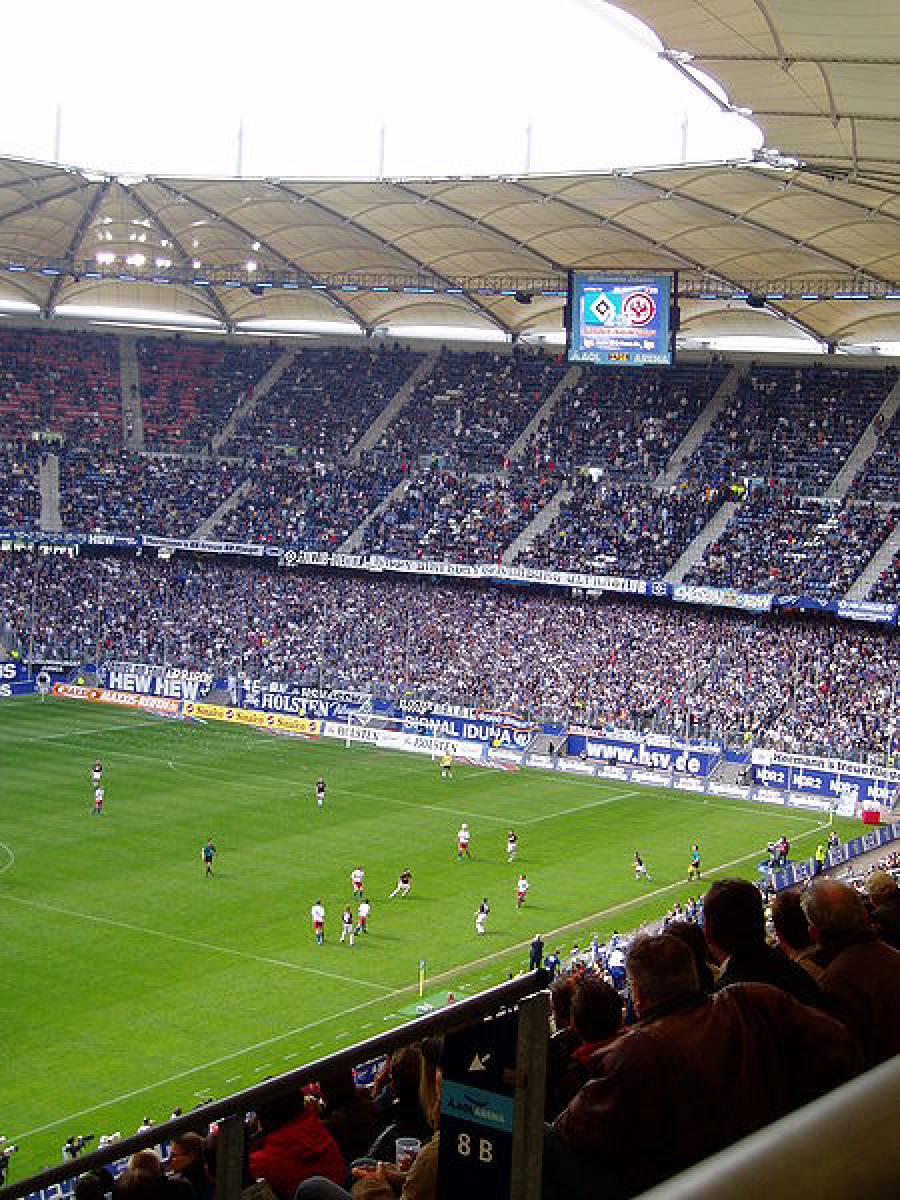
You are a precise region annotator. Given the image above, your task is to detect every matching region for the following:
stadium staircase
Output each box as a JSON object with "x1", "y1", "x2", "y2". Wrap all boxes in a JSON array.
[
  {"x1": 824, "y1": 375, "x2": 900, "y2": 501},
  {"x1": 211, "y1": 348, "x2": 298, "y2": 453},
  {"x1": 119, "y1": 336, "x2": 144, "y2": 450},
  {"x1": 338, "y1": 476, "x2": 409, "y2": 552},
  {"x1": 191, "y1": 479, "x2": 254, "y2": 540},
  {"x1": 665, "y1": 499, "x2": 740, "y2": 584},
  {"x1": 38, "y1": 451, "x2": 62, "y2": 533},
  {"x1": 502, "y1": 482, "x2": 573, "y2": 564},
  {"x1": 845, "y1": 520, "x2": 900, "y2": 600},
  {"x1": 344, "y1": 351, "x2": 438, "y2": 465},
  {"x1": 655, "y1": 365, "x2": 742, "y2": 487},
  {"x1": 505, "y1": 362, "x2": 581, "y2": 462}
]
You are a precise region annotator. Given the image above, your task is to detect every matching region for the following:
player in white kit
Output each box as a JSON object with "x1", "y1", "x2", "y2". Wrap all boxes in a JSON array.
[
  {"x1": 351, "y1": 867, "x2": 365, "y2": 896},
  {"x1": 516, "y1": 874, "x2": 529, "y2": 908},
  {"x1": 457, "y1": 823, "x2": 471, "y2": 861},
  {"x1": 311, "y1": 900, "x2": 325, "y2": 945}
]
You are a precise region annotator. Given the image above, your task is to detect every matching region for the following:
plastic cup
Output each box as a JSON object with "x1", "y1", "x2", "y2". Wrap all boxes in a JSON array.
[{"x1": 395, "y1": 1137, "x2": 421, "y2": 1169}]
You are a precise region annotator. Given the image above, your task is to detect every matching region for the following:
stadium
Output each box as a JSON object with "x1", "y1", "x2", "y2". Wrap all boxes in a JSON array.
[{"x1": 1, "y1": 1, "x2": 899, "y2": 1198}]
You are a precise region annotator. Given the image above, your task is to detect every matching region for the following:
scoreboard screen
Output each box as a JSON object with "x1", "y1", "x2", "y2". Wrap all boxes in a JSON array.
[{"x1": 567, "y1": 270, "x2": 675, "y2": 367}]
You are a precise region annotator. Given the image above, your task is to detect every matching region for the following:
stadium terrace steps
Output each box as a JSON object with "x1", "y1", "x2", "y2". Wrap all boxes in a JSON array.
[
  {"x1": 38, "y1": 451, "x2": 62, "y2": 533},
  {"x1": 846, "y1": 520, "x2": 900, "y2": 601},
  {"x1": 505, "y1": 362, "x2": 582, "y2": 463},
  {"x1": 825, "y1": 376, "x2": 900, "y2": 502},
  {"x1": 503, "y1": 482, "x2": 573, "y2": 564},
  {"x1": 345, "y1": 351, "x2": 439, "y2": 465},
  {"x1": 656, "y1": 365, "x2": 742, "y2": 487},
  {"x1": 211, "y1": 349, "x2": 298, "y2": 453},
  {"x1": 119, "y1": 336, "x2": 144, "y2": 450},
  {"x1": 665, "y1": 499, "x2": 740, "y2": 584},
  {"x1": 192, "y1": 478, "x2": 254, "y2": 540},
  {"x1": 338, "y1": 475, "x2": 410, "y2": 552}
]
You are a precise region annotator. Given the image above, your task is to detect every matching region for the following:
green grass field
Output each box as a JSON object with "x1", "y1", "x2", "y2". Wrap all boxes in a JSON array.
[{"x1": 0, "y1": 696, "x2": 862, "y2": 1179}]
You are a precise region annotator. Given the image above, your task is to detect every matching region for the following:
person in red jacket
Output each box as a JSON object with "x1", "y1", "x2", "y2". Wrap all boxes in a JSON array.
[{"x1": 248, "y1": 1093, "x2": 345, "y2": 1200}]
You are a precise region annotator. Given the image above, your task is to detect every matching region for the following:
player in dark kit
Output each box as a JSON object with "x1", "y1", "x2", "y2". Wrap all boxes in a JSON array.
[
  {"x1": 688, "y1": 843, "x2": 701, "y2": 881},
  {"x1": 202, "y1": 838, "x2": 216, "y2": 877},
  {"x1": 315, "y1": 778, "x2": 326, "y2": 809}
]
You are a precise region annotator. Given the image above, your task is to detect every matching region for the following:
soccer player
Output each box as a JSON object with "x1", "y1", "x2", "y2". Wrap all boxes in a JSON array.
[
  {"x1": 457, "y1": 823, "x2": 471, "y2": 861},
  {"x1": 91, "y1": 759, "x2": 103, "y2": 788},
  {"x1": 440, "y1": 752, "x2": 453, "y2": 780},
  {"x1": 516, "y1": 874, "x2": 529, "y2": 908},
  {"x1": 507, "y1": 830, "x2": 518, "y2": 863},
  {"x1": 340, "y1": 906, "x2": 355, "y2": 946},
  {"x1": 311, "y1": 899, "x2": 325, "y2": 945},
  {"x1": 93, "y1": 785, "x2": 104, "y2": 816},
  {"x1": 688, "y1": 843, "x2": 701, "y2": 881},
  {"x1": 315, "y1": 777, "x2": 326, "y2": 809},
  {"x1": 202, "y1": 838, "x2": 216, "y2": 876},
  {"x1": 475, "y1": 897, "x2": 490, "y2": 935},
  {"x1": 356, "y1": 897, "x2": 370, "y2": 935},
  {"x1": 634, "y1": 850, "x2": 652, "y2": 881},
  {"x1": 389, "y1": 868, "x2": 412, "y2": 898},
  {"x1": 351, "y1": 866, "x2": 365, "y2": 897}
]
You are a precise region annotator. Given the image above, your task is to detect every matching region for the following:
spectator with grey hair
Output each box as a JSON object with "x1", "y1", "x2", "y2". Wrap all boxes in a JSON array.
[
  {"x1": 802, "y1": 878, "x2": 900, "y2": 1067},
  {"x1": 770, "y1": 890, "x2": 824, "y2": 982},
  {"x1": 550, "y1": 933, "x2": 859, "y2": 1196}
]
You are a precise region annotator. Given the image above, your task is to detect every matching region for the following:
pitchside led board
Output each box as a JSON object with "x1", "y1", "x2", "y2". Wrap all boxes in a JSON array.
[{"x1": 567, "y1": 269, "x2": 676, "y2": 367}]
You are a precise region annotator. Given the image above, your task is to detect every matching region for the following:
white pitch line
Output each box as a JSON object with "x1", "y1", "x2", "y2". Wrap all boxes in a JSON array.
[
  {"x1": 522, "y1": 790, "x2": 638, "y2": 825},
  {"x1": 0, "y1": 842, "x2": 14, "y2": 876},
  {"x1": 2, "y1": 719, "x2": 173, "y2": 743},
  {"x1": 7, "y1": 819, "x2": 833, "y2": 1146},
  {"x1": 0, "y1": 893, "x2": 393, "y2": 994}
]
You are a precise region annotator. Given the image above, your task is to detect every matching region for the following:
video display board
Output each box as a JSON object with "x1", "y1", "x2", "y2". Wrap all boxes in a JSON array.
[{"x1": 567, "y1": 270, "x2": 675, "y2": 366}]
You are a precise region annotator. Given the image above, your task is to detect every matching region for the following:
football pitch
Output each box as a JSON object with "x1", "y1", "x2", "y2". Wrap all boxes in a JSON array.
[{"x1": 0, "y1": 697, "x2": 861, "y2": 1178}]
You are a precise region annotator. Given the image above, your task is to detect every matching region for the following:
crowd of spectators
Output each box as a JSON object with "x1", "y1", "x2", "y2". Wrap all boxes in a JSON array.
[
  {"x1": 374, "y1": 348, "x2": 568, "y2": 474},
  {"x1": 0, "y1": 329, "x2": 122, "y2": 445},
  {"x1": 682, "y1": 364, "x2": 895, "y2": 494},
  {"x1": 850, "y1": 407, "x2": 900, "y2": 502},
  {"x1": 58, "y1": 450, "x2": 247, "y2": 538},
  {"x1": 223, "y1": 347, "x2": 423, "y2": 461},
  {"x1": 541, "y1": 362, "x2": 725, "y2": 480},
  {"x1": 2, "y1": 556, "x2": 896, "y2": 761},
  {"x1": 869, "y1": 551, "x2": 900, "y2": 603},
  {"x1": 688, "y1": 486, "x2": 897, "y2": 598},
  {"x1": 138, "y1": 340, "x2": 281, "y2": 451},
  {"x1": 359, "y1": 461, "x2": 559, "y2": 563},
  {"x1": 217, "y1": 453, "x2": 400, "y2": 550},
  {"x1": 522, "y1": 476, "x2": 726, "y2": 577},
  {"x1": 0, "y1": 440, "x2": 41, "y2": 530}
]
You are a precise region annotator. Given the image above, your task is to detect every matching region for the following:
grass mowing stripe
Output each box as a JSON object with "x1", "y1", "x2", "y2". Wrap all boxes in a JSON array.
[{"x1": 0, "y1": 893, "x2": 394, "y2": 993}]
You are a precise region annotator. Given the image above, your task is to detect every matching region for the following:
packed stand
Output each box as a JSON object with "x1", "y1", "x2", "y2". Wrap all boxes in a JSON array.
[
  {"x1": 374, "y1": 347, "x2": 568, "y2": 474},
  {"x1": 682, "y1": 365, "x2": 895, "y2": 494},
  {"x1": 521, "y1": 477, "x2": 726, "y2": 577},
  {"x1": 869, "y1": 550, "x2": 900, "y2": 603},
  {"x1": 59, "y1": 450, "x2": 245, "y2": 538},
  {"x1": 543, "y1": 362, "x2": 726, "y2": 480},
  {"x1": 217, "y1": 453, "x2": 399, "y2": 549},
  {"x1": 0, "y1": 440, "x2": 41, "y2": 530},
  {"x1": 360, "y1": 460, "x2": 559, "y2": 563},
  {"x1": 3, "y1": 555, "x2": 897, "y2": 762},
  {"x1": 849, "y1": 407, "x2": 900, "y2": 502},
  {"x1": 223, "y1": 346, "x2": 423, "y2": 461},
  {"x1": 138, "y1": 339, "x2": 281, "y2": 451},
  {"x1": 0, "y1": 329, "x2": 121, "y2": 446},
  {"x1": 687, "y1": 487, "x2": 897, "y2": 598}
]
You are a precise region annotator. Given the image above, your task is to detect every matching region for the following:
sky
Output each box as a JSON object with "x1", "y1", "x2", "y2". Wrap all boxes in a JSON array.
[{"x1": 0, "y1": 0, "x2": 761, "y2": 178}]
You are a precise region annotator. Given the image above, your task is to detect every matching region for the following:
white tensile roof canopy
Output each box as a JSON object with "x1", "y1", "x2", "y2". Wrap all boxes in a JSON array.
[{"x1": 0, "y1": 0, "x2": 897, "y2": 349}]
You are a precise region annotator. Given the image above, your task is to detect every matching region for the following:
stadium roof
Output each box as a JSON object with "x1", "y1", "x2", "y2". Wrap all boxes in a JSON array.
[
  {"x1": 0, "y1": 152, "x2": 898, "y2": 349},
  {"x1": 615, "y1": 0, "x2": 900, "y2": 189}
]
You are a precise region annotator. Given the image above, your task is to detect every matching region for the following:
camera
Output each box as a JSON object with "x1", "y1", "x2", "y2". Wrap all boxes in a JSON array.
[{"x1": 63, "y1": 1134, "x2": 95, "y2": 1161}]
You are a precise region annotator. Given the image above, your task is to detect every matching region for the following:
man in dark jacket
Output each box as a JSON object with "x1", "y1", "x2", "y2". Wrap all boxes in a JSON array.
[
  {"x1": 802, "y1": 878, "x2": 900, "y2": 1067},
  {"x1": 552, "y1": 933, "x2": 860, "y2": 1196},
  {"x1": 704, "y1": 878, "x2": 823, "y2": 1007}
]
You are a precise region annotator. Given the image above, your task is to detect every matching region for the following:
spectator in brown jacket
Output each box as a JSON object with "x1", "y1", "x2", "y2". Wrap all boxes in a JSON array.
[
  {"x1": 771, "y1": 890, "x2": 825, "y2": 982},
  {"x1": 550, "y1": 933, "x2": 860, "y2": 1196},
  {"x1": 802, "y1": 878, "x2": 900, "y2": 1066}
]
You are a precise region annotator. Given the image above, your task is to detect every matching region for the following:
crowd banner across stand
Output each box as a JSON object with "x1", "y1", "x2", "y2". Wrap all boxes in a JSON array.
[{"x1": 2, "y1": 527, "x2": 897, "y2": 627}]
